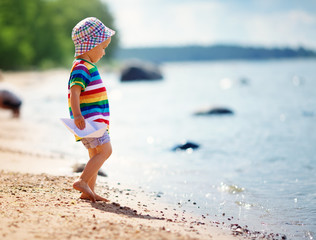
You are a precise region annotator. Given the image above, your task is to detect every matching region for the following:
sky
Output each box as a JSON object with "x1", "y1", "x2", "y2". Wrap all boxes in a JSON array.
[{"x1": 104, "y1": 0, "x2": 316, "y2": 50}]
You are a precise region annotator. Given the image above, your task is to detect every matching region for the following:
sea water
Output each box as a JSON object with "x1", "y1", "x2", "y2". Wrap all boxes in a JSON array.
[{"x1": 22, "y1": 59, "x2": 316, "y2": 239}]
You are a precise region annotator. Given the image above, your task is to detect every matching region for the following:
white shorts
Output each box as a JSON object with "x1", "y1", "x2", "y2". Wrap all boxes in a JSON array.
[{"x1": 81, "y1": 131, "x2": 110, "y2": 149}]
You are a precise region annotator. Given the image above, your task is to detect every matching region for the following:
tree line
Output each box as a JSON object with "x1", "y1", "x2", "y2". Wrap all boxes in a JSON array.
[
  {"x1": 0, "y1": 0, "x2": 118, "y2": 70},
  {"x1": 116, "y1": 45, "x2": 316, "y2": 63}
]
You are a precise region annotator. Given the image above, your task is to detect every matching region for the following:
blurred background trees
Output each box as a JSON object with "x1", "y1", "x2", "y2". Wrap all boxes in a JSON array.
[{"x1": 0, "y1": 0, "x2": 118, "y2": 70}]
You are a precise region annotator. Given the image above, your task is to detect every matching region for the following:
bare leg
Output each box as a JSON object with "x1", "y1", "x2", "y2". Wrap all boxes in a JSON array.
[
  {"x1": 88, "y1": 174, "x2": 97, "y2": 192},
  {"x1": 86, "y1": 148, "x2": 98, "y2": 192},
  {"x1": 75, "y1": 142, "x2": 112, "y2": 202},
  {"x1": 79, "y1": 148, "x2": 98, "y2": 201}
]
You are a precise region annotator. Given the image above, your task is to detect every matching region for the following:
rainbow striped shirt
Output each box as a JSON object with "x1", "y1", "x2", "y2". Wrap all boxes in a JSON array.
[{"x1": 68, "y1": 59, "x2": 109, "y2": 138}]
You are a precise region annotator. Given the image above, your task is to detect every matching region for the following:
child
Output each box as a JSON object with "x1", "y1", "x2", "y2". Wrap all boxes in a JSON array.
[{"x1": 68, "y1": 17, "x2": 115, "y2": 202}]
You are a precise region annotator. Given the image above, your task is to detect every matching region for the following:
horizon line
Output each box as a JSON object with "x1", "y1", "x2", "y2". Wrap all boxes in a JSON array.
[{"x1": 118, "y1": 44, "x2": 316, "y2": 52}]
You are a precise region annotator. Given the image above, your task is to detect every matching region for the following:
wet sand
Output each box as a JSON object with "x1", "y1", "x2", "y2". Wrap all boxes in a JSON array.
[{"x1": 0, "y1": 70, "x2": 235, "y2": 239}]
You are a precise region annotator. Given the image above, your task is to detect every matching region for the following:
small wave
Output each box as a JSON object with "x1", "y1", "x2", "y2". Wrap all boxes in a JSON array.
[
  {"x1": 235, "y1": 201, "x2": 254, "y2": 209},
  {"x1": 218, "y1": 183, "x2": 245, "y2": 194}
]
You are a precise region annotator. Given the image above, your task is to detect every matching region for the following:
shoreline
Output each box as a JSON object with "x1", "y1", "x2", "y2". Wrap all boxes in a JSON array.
[{"x1": 0, "y1": 170, "x2": 234, "y2": 240}]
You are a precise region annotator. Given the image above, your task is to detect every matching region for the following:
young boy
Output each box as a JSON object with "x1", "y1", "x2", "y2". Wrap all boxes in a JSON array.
[{"x1": 68, "y1": 17, "x2": 115, "y2": 202}]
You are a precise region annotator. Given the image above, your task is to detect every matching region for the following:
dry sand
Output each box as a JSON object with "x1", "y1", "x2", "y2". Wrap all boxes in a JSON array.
[{"x1": 0, "y1": 70, "x2": 237, "y2": 240}]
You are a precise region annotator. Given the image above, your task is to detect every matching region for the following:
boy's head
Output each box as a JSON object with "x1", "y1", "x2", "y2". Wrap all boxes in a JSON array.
[{"x1": 72, "y1": 17, "x2": 115, "y2": 58}]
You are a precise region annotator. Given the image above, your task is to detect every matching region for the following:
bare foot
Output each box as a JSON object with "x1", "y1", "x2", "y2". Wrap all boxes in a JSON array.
[
  {"x1": 73, "y1": 179, "x2": 96, "y2": 202},
  {"x1": 80, "y1": 193, "x2": 110, "y2": 202}
]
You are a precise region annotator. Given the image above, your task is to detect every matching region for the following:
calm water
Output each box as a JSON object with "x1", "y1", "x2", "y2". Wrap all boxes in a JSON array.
[{"x1": 23, "y1": 59, "x2": 316, "y2": 239}]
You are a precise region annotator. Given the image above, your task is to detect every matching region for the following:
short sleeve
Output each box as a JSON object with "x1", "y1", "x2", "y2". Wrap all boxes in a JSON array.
[{"x1": 69, "y1": 63, "x2": 90, "y2": 90}]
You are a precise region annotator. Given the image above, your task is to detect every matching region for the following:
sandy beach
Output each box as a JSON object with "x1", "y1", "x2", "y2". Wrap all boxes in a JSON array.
[
  {"x1": 0, "y1": 70, "x2": 237, "y2": 240},
  {"x1": 0, "y1": 170, "x2": 235, "y2": 240},
  {"x1": 0, "y1": 121, "x2": 235, "y2": 240}
]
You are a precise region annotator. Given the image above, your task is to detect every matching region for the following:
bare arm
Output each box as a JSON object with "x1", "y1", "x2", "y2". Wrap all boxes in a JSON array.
[{"x1": 70, "y1": 85, "x2": 85, "y2": 130}]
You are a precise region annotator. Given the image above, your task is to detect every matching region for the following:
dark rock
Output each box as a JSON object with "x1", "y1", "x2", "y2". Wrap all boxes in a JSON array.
[
  {"x1": 96, "y1": 169, "x2": 107, "y2": 177},
  {"x1": 172, "y1": 141, "x2": 200, "y2": 151},
  {"x1": 194, "y1": 106, "x2": 234, "y2": 116},
  {"x1": 72, "y1": 163, "x2": 108, "y2": 177},
  {"x1": 72, "y1": 163, "x2": 85, "y2": 173},
  {"x1": 120, "y1": 61, "x2": 163, "y2": 81},
  {"x1": 302, "y1": 111, "x2": 314, "y2": 117},
  {"x1": 0, "y1": 89, "x2": 22, "y2": 118},
  {"x1": 156, "y1": 192, "x2": 163, "y2": 198},
  {"x1": 239, "y1": 77, "x2": 250, "y2": 85}
]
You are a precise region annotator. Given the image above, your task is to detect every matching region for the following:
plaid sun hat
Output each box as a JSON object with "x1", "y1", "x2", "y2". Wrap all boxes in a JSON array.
[{"x1": 72, "y1": 17, "x2": 115, "y2": 57}]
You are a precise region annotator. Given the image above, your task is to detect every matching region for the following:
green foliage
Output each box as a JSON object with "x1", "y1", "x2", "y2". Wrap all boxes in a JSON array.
[{"x1": 0, "y1": 0, "x2": 118, "y2": 70}]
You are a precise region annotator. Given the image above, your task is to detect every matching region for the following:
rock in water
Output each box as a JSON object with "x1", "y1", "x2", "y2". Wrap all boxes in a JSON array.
[
  {"x1": 72, "y1": 163, "x2": 85, "y2": 173},
  {"x1": 0, "y1": 89, "x2": 22, "y2": 118},
  {"x1": 172, "y1": 141, "x2": 200, "y2": 151},
  {"x1": 120, "y1": 61, "x2": 163, "y2": 81},
  {"x1": 72, "y1": 163, "x2": 108, "y2": 177},
  {"x1": 194, "y1": 106, "x2": 234, "y2": 116},
  {"x1": 239, "y1": 77, "x2": 250, "y2": 85}
]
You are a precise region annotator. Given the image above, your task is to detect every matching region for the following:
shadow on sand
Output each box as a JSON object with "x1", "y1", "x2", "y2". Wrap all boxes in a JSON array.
[{"x1": 90, "y1": 201, "x2": 164, "y2": 220}]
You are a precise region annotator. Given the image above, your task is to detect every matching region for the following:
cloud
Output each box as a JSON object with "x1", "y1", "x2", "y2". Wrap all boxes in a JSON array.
[
  {"x1": 244, "y1": 10, "x2": 316, "y2": 48},
  {"x1": 104, "y1": 0, "x2": 316, "y2": 49},
  {"x1": 106, "y1": 0, "x2": 226, "y2": 47}
]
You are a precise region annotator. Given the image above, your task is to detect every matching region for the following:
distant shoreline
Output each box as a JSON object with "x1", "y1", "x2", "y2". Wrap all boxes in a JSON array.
[{"x1": 115, "y1": 44, "x2": 316, "y2": 63}]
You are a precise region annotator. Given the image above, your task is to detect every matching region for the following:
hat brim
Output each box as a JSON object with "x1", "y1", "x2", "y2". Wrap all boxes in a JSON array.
[{"x1": 74, "y1": 28, "x2": 115, "y2": 57}]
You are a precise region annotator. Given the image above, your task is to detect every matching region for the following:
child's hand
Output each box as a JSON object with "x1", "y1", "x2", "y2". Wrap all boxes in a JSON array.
[{"x1": 74, "y1": 115, "x2": 85, "y2": 130}]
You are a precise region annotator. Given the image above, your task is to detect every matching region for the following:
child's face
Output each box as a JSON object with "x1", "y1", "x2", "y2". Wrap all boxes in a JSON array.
[{"x1": 87, "y1": 38, "x2": 111, "y2": 63}]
